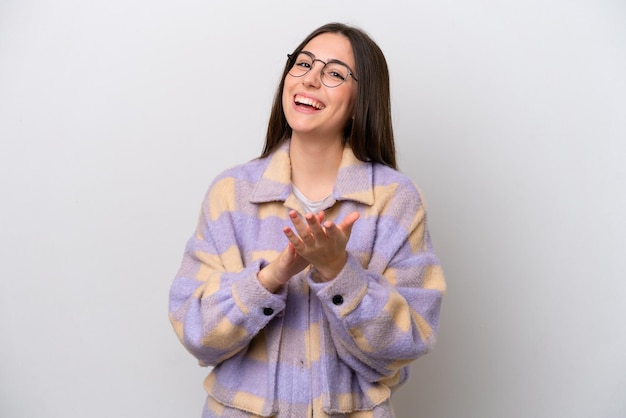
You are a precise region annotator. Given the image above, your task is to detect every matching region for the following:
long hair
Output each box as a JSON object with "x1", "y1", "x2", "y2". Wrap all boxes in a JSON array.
[{"x1": 261, "y1": 23, "x2": 396, "y2": 169}]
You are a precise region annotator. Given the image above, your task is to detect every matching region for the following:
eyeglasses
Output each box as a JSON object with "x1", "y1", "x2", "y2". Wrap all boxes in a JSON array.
[{"x1": 287, "y1": 51, "x2": 358, "y2": 88}]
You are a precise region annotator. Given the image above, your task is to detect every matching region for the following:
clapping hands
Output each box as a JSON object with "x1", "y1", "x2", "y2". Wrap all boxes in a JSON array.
[
  {"x1": 283, "y1": 210, "x2": 360, "y2": 281},
  {"x1": 257, "y1": 210, "x2": 360, "y2": 292}
]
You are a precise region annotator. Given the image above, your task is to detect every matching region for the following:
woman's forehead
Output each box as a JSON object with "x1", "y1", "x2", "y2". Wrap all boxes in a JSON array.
[{"x1": 302, "y1": 33, "x2": 355, "y2": 66}]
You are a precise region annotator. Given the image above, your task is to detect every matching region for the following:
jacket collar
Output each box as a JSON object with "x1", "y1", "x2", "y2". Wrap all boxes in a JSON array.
[{"x1": 250, "y1": 140, "x2": 375, "y2": 206}]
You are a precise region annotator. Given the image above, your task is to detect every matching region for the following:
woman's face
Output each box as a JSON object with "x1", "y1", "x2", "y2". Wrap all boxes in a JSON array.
[{"x1": 282, "y1": 32, "x2": 357, "y2": 142}]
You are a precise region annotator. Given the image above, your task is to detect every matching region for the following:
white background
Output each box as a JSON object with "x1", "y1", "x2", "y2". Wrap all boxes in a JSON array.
[{"x1": 1, "y1": 1, "x2": 625, "y2": 417}]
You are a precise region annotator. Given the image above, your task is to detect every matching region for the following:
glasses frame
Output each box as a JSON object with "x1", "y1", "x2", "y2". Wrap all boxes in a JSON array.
[{"x1": 287, "y1": 51, "x2": 358, "y2": 88}]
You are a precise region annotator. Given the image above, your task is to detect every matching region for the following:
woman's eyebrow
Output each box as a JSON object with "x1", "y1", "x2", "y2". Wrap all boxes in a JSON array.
[{"x1": 301, "y1": 50, "x2": 352, "y2": 67}]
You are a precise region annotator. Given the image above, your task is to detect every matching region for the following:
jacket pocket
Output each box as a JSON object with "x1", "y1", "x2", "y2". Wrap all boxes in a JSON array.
[{"x1": 204, "y1": 326, "x2": 283, "y2": 417}]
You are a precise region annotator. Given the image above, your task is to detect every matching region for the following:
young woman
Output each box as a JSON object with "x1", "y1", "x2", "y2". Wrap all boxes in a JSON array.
[{"x1": 169, "y1": 22, "x2": 446, "y2": 418}]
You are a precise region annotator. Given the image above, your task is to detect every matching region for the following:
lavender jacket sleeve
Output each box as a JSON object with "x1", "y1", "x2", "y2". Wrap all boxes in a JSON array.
[
  {"x1": 168, "y1": 171, "x2": 287, "y2": 367},
  {"x1": 309, "y1": 170, "x2": 446, "y2": 390}
]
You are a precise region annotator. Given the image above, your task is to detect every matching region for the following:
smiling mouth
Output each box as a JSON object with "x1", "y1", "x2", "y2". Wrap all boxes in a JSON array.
[{"x1": 294, "y1": 95, "x2": 325, "y2": 110}]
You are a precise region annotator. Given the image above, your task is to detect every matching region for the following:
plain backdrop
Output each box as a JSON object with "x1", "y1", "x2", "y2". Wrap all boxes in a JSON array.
[{"x1": 1, "y1": 1, "x2": 625, "y2": 417}]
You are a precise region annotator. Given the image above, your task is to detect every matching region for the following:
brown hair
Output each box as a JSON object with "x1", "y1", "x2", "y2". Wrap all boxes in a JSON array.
[{"x1": 260, "y1": 23, "x2": 396, "y2": 169}]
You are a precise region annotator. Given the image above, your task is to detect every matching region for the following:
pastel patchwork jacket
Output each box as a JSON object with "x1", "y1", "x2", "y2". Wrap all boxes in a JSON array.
[{"x1": 169, "y1": 140, "x2": 446, "y2": 417}]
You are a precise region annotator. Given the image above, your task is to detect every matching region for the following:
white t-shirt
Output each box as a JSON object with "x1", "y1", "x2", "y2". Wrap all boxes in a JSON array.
[{"x1": 292, "y1": 185, "x2": 334, "y2": 215}]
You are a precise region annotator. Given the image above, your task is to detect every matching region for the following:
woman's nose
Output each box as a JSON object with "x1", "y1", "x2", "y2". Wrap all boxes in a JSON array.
[{"x1": 301, "y1": 61, "x2": 323, "y2": 87}]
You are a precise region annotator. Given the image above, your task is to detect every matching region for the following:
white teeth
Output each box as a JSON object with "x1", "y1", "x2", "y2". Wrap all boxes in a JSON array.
[{"x1": 295, "y1": 95, "x2": 325, "y2": 110}]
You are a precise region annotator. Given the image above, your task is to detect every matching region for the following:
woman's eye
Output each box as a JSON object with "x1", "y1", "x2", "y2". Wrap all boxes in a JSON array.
[{"x1": 327, "y1": 71, "x2": 345, "y2": 80}]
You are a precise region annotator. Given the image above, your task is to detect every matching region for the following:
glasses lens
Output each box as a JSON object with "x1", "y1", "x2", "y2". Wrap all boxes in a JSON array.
[
  {"x1": 289, "y1": 53, "x2": 313, "y2": 77},
  {"x1": 322, "y1": 63, "x2": 349, "y2": 87}
]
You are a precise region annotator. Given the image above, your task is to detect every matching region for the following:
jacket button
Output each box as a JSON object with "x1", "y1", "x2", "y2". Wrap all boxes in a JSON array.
[
  {"x1": 263, "y1": 307, "x2": 274, "y2": 316},
  {"x1": 332, "y1": 295, "x2": 344, "y2": 305}
]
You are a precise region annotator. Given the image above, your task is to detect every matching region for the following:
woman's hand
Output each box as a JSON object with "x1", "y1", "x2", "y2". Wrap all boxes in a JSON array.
[
  {"x1": 283, "y1": 210, "x2": 360, "y2": 281},
  {"x1": 257, "y1": 243, "x2": 309, "y2": 293},
  {"x1": 257, "y1": 211, "x2": 326, "y2": 292}
]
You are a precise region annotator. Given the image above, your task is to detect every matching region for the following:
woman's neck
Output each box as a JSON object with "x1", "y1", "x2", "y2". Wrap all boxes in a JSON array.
[{"x1": 289, "y1": 135, "x2": 344, "y2": 201}]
